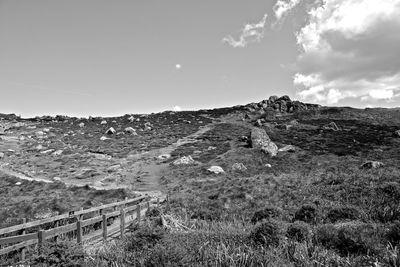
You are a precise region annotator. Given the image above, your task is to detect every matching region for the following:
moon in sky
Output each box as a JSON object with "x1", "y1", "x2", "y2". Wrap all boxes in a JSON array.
[{"x1": 175, "y1": 64, "x2": 182, "y2": 69}]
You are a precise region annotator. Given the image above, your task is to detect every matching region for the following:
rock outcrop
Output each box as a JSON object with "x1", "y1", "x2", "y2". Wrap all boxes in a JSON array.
[
  {"x1": 251, "y1": 127, "x2": 278, "y2": 157},
  {"x1": 246, "y1": 95, "x2": 321, "y2": 114}
]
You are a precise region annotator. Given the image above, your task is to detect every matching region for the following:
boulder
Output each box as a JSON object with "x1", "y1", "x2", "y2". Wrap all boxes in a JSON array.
[
  {"x1": 269, "y1": 95, "x2": 279, "y2": 102},
  {"x1": 207, "y1": 166, "x2": 225, "y2": 174},
  {"x1": 173, "y1": 156, "x2": 195, "y2": 165},
  {"x1": 360, "y1": 161, "x2": 384, "y2": 169},
  {"x1": 251, "y1": 128, "x2": 278, "y2": 157},
  {"x1": 232, "y1": 162, "x2": 247, "y2": 172},
  {"x1": 105, "y1": 127, "x2": 116, "y2": 135},
  {"x1": 278, "y1": 145, "x2": 296, "y2": 152}
]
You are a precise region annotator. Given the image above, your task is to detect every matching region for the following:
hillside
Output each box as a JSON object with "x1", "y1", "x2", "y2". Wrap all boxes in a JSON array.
[{"x1": 1, "y1": 95, "x2": 400, "y2": 266}]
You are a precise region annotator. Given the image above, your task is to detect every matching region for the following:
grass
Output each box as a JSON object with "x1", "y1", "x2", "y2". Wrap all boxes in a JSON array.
[{"x1": 1, "y1": 105, "x2": 400, "y2": 266}]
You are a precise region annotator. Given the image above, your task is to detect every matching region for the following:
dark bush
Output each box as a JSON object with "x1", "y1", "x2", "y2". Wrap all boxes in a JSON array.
[
  {"x1": 251, "y1": 206, "x2": 282, "y2": 224},
  {"x1": 294, "y1": 204, "x2": 319, "y2": 224},
  {"x1": 314, "y1": 224, "x2": 337, "y2": 249},
  {"x1": 325, "y1": 205, "x2": 360, "y2": 223},
  {"x1": 286, "y1": 221, "x2": 311, "y2": 242},
  {"x1": 386, "y1": 221, "x2": 400, "y2": 247},
  {"x1": 125, "y1": 225, "x2": 165, "y2": 251},
  {"x1": 249, "y1": 220, "x2": 281, "y2": 246},
  {"x1": 146, "y1": 207, "x2": 162, "y2": 218},
  {"x1": 28, "y1": 240, "x2": 86, "y2": 266}
]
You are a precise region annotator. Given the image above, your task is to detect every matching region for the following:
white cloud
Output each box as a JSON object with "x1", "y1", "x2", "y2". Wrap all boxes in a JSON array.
[
  {"x1": 273, "y1": 0, "x2": 302, "y2": 26},
  {"x1": 294, "y1": 0, "x2": 400, "y2": 106},
  {"x1": 173, "y1": 106, "x2": 182, "y2": 112},
  {"x1": 223, "y1": 14, "x2": 268, "y2": 48}
]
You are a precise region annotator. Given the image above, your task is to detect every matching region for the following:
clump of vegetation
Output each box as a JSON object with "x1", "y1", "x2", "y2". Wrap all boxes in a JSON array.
[{"x1": 286, "y1": 221, "x2": 311, "y2": 242}]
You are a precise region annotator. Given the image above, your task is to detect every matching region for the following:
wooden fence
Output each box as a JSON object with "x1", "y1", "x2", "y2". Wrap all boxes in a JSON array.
[{"x1": 0, "y1": 195, "x2": 153, "y2": 262}]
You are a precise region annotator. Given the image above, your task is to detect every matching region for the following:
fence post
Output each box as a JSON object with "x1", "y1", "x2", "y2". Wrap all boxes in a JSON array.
[
  {"x1": 38, "y1": 230, "x2": 45, "y2": 254},
  {"x1": 120, "y1": 208, "x2": 125, "y2": 238},
  {"x1": 21, "y1": 218, "x2": 26, "y2": 261},
  {"x1": 136, "y1": 204, "x2": 141, "y2": 225},
  {"x1": 102, "y1": 214, "x2": 107, "y2": 242},
  {"x1": 77, "y1": 220, "x2": 82, "y2": 244}
]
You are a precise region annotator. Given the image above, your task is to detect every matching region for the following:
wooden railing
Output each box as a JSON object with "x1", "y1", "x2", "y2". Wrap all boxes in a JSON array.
[{"x1": 0, "y1": 195, "x2": 153, "y2": 261}]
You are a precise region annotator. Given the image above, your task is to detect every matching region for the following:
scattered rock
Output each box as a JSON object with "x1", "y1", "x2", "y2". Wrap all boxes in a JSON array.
[
  {"x1": 0, "y1": 152, "x2": 4, "y2": 158},
  {"x1": 360, "y1": 161, "x2": 384, "y2": 169},
  {"x1": 100, "y1": 136, "x2": 109, "y2": 141},
  {"x1": 173, "y1": 156, "x2": 195, "y2": 165},
  {"x1": 42, "y1": 128, "x2": 50, "y2": 133},
  {"x1": 107, "y1": 164, "x2": 121, "y2": 173},
  {"x1": 144, "y1": 122, "x2": 152, "y2": 131},
  {"x1": 100, "y1": 120, "x2": 107, "y2": 125},
  {"x1": 41, "y1": 149, "x2": 54, "y2": 154},
  {"x1": 124, "y1": 127, "x2": 137, "y2": 134},
  {"x1": 251, "y1": 127, "x2": 278, "y2": 157},
  {"x1": 128, "y1": 116, "x2": 135, "y2": 122},
  {"x1": 105, "y1": 127, "x2": 116, "y2": 135},
  {"x1": 79, "y1": 122, "x2": 85, "y2": 128},
  {"x1": 53, "y1": 177, "x2": 62, "y2": 181},
  {"x1": 207, "y1": 166, "x2": 225, "y2": 174},
  {"x1": 395, "y1": 130, "x2": 400, "y2": 137},
  {"x1": 265, "y1": 163, "x2": 272, "y2": 168},
  {"x1": 207, "y1": 146, "x2": 217, "y2": 151},
  {"x1": 157, "y1": 154, "x2": 171, "y2": 160},
  {"x1": 35, "y1": 144, "x2": 44, "y2": 150},
  {"x1": 278, "y1": 145, "x2": 296, "y2": 152},
  {"x1": 245, "y1": 95, "x2": 320, "y2": 114},
  {"x1": 52, "y1": 150, "x2": 63, "y2": 156},
  {"x1": 35, "y1": 131, "x2": 45, "y2": 137},
  {"x1": 231, "y1": 162, "x2": 247, "y2": 172},
  {"x1": 323, "y1": 122, "x2": 340, "y2": 131}
]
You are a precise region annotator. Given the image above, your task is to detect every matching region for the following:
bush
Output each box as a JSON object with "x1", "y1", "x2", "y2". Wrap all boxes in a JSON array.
[
  {"x1": 249, "y1": 220, "x2": 282, "y2": 246},
  {"x1": 28, "y1": 240, "x2": 86, "y2": 266},
  {"x1": 294, "y1": 204, "x2": 319, "y2": 224},
  {"x1": 124, "y1": 224, "x2": 165, "y2": 251},
  {"x1": 251, "y1": 206, "x2": 281, "y2": 224},
  {"x1": 386, "y1": 221, "x2": 400, "y2": 247},
  {"x1": 325, "y1": 205, "x2": 360, "y2": 223},
  {"x1": 286, "y1": 221, "x2": 311, "y2": 242}
]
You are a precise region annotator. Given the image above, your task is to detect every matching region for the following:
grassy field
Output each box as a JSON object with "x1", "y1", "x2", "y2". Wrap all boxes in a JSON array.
[{"x1": 1, "y1": 105, "x2": 400, "y2": 266}]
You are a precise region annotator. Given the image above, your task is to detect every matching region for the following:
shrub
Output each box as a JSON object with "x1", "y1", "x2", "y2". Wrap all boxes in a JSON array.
[
  {"x1": 124, "y1": 224, "x2": 165, "y2": 251},
  {"x1": 28, "y1": 240, "x2": 86, "y2": 266},
  {"x1": 325, "y1": 205, "x2": 360, "y2": 223},
  {"x1": 249, "y1": 220, "x2": 282, "y2": 246},
  {"x1": 251, "y1": 206, "x2": 281, "y2": 224},
  {"x1": 294, "y1": 204, "x2": 319, "y2": 224},
  {"x1": 386, "y1": 221, "x2": 400, "y2": 247},
  {"x1": 287, "y1": 221, "x2": 311, "y2": 242}
]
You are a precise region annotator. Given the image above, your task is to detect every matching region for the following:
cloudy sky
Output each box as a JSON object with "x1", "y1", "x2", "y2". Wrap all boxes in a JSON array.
[{"x1": 1, "y1": 0, "x2": 399, "y2": 117}]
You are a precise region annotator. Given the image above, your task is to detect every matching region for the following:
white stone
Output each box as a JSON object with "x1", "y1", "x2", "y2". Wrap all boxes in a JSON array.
[
  {"x1": 231, "y1": 162, "x2": 247, "y2": 171},
  {"x1": 105, "y1": 127, "x2": 116, "y2": 135},
  {"x1": 173, "y1": 156, "x2": 195, "y2": 165},
  {"x1": 100, "y1": 136, "x2": 109, "y2": 141},
  {"x1": 100, "y1": 120, "x2": 107, "y2": 125},
  {"x1": 207, "y1": 166, "x2": 225, "y2": 174},
  {"x1": 79, "y1": 122, "x2": 85, "y2": 128},
  {"x1": 15, "y1": 182, "x2": 22, "y2": 186}
]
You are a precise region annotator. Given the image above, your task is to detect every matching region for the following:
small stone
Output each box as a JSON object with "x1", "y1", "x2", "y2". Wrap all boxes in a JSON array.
[
  {"x1": 124, "y1": 127, "x2": 137, "y2": 134},
  {"x1": 207, "y1": 166, "x2": 225, "y2": 174},
  {"x1": 157, "y1": 154, "x2": 171, "y2": 160},
  {"x1": 15, "y1": 182, "x2": 22, "y2": 186},
  {"x1": 265, "y1": 163, "x2": 272, "y2": 168},
  {"x1": 278, "y1": 145, "x2": 296, "y2": 152},
  {"x1": 360, "y1": 161, "x2": 384, "y2": 169},
  {"x1": 79, "y1": 122, "x2": 85, "y2": 128},
  {"x1": 100, "y1": 136, "x2": 109, "y2": 141},
  {"x1": 0, "y1": 152, "x2": 4, "y2": 158},
  {"x1": 105, "y1": 127, "x2": 116, "y2": 135},
  {"x1": 173, "y1": 156, "x2": 195, "y2": 165},
  {"x1": 232, "y1": 163, "x2": 247, "y2": 172},
  {"x1": 100, "y1": 120, "x2": 107, "y2": 125},
  {"x1": 395, "y1": 130, "x2": 400, "y2": 137},
  {"x1": 52, "y1": 150, "x2": 63, "y2": 156}
]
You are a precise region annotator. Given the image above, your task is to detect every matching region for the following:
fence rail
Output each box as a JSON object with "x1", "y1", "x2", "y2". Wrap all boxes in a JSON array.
[{"x1": 0, "y1": 195, "x2": 152, "y2": 261}]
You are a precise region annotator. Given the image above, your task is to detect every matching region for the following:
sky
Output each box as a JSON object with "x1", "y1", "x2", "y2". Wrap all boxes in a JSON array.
[{"x1": 0, "y1": 0, "x2": 399, "y2": 117}]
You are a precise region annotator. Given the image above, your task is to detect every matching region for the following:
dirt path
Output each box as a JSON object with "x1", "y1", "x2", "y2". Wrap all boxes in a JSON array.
[{"x1": 0, "y1": 123, "x2": 215, "y2": 200}]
